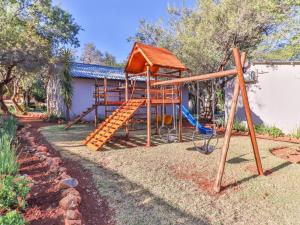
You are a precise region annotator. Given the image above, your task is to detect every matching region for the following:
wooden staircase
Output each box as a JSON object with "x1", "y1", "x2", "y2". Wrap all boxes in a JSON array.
[
  {"x1": 65, "y1": 105, "x2": 96, "y2": 129},
  {"x1": 83, "y1": 99, "x2": 146, "y2": 151}
]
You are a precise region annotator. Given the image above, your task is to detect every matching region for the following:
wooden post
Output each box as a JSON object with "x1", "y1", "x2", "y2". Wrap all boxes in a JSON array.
[
  {"x1": 178, "y1": 71, "x2": 183, "y2": 142},
  {"x1": 146, "y1": 65, "x2": 151, "y2": 147},
  {"x1": 125, "y1": 73, "x2": 129, "y2": 137},
  {"x1": 213, "y1": 77, "x2": 240, "y2": 192},
  {"x1": 155, "y1": 76, "x2": 159, "y2": 135},
  {"x1": 104, "y1": 78, "x2": 108, "y2": 118},
  {"x1": 233, "y1": 48, "x2": 264, "y2": 176},
  {"x1": 94, "y1": 79, "x2": 99, "y2": 127},
  {"x1": 213, "y1": 51, "x2": 251, "y2": 193}
]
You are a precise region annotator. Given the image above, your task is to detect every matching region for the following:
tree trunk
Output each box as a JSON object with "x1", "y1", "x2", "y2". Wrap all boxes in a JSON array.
[
  {"x1": 0, "y1": 65, "x2": 15, "y2": 114},
  {"x1": 0, "y1": 90, "x2": 9, "y2": 114},
  {"x1": 11, "y1": 79, "x2": 25, "y2": 114},
  {"x1": 65, "y1": 106, "x2": 70, "y2": 121}
]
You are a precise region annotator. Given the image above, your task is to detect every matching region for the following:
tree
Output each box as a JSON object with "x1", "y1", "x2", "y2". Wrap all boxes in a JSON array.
[
  {"x1": 80, "y1": 42, "x2": 120, "y2": 66},
  {"x1": 59, "y1": 50, "x2": 73, "y2": 121},
  {"x1": 80, "y1": 43, "x2": 103, "y2": 65},
  {"x1": 0, "y1": 0, "x2": 80, "y2": 114},
  {"x1": 129, "y1": 0, "x2": 300, "y2": 118}
]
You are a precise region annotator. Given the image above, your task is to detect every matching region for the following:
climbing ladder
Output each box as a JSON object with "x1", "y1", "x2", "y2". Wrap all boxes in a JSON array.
[
  {"x1": 83, "y1": 99, "x2": 146, "y2": 151},
  {"x1": 65, "y1": 105, "x2": 96, "y2": 129}
]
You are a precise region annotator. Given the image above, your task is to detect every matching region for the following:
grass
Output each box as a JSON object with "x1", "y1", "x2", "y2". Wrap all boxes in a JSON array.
[{"x1": 41, "y1": 124, "x2": 300, "y2": 225}]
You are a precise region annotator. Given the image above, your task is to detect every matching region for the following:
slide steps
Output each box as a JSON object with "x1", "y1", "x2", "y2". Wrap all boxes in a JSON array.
[
  {"x1": 84, "y1": 99, "x2": 146, "y2": 151},
  {"x1": 65, "y1": 105, "x2": 96, "y2": 129}
]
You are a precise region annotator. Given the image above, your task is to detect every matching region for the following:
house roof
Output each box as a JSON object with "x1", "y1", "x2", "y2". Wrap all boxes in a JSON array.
[
  {"x1": 125, "y1": 42, "x2": 187, "y2": 74},
  {"x1": 70, "y1": 62, "x2": 145, "y2": 81}
]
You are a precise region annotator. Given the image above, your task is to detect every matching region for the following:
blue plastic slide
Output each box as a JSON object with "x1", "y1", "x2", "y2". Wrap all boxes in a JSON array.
[{"x1": 178, "y1": 105, "x2": 213, "y2": 135}]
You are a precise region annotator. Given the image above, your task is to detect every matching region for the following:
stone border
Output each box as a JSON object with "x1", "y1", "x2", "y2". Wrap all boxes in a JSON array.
[{"x1": 20, "y1": 124, "x2": 83, "y2": 225}]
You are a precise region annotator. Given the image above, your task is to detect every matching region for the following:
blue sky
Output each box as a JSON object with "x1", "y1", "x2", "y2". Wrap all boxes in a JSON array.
[{"x1": 53, "y1": 0, "x2": 195, "y2": 62}]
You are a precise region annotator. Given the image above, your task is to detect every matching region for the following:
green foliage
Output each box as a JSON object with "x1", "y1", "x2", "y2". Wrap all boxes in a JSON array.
[
  {"x1": 216, "y1": 117, "x2": 225, "y2": 128},
  {"x1": 254, "y1": 124, "x2": 284, "y2": 138},
  {"x1": 0, "y1": 134, "x2": 19, "y2": 176},
  {"x1": 0, "y1": 0, "x2": 80, "y2": 113},
  {"x1": 130, "y1": 0, "x2": 299, "y2": 73},
  {"x1": 80, "y1": 42, "x2": 121, "y2": 67},
  {"x1": 267, "y1": 126, "x2": 284, "y2": 138},
  {"x1": 31, "y1": 79, "x2": 46, "y2": 102},
  {"x1": 0, "y1": 116, "x2": 17, "y2": 138},
  {"x1": 0, "y1": 176, "x2": 30, "y2": 211},
  {"x1": 292, "y1": 127, "x2": 300, "y2": 139},
  {"x1": 0, "y1": 210, "x2": 26, "y2": 225},
  {"x1": 233, "y1": 121, "x2": 248, "y2": 132},
  {"x1": 0, "y1": 116, "x2": 19, "y2": 176}
]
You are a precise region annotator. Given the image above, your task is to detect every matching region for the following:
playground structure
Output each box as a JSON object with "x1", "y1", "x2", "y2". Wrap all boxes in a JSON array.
[
  {"x1": 65, "y1": 76, "x2": 158, "y2": 130},
  {"x1": 82, "y1": 42, "x2": 263, "y2": 192}
]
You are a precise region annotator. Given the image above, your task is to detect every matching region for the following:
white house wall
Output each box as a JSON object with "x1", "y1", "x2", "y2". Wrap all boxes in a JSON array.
[
  {"x1": 225, "y1": 64, "x2": 300, "y2": 134},
  {"x1": 70, "y1": 78, "x2": 189, "y2": 121}
]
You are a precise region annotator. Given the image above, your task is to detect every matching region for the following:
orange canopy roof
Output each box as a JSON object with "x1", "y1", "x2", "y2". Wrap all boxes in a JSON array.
[{"x1": 125, "y1": 42, "x2": 186, "y2": 74}]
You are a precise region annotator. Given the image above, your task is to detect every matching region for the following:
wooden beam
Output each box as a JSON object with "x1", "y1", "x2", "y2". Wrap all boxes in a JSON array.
[
  {"x1": 178, "y1": 72, "x2": 183, "y2": 142},
  {"x1": 151, "y1": 69, "x2": 237, "y2": 86},
  {"x1": 233, "y1": 48, "x2": 264, "y2": 176},
  {"x1": 146, "y1": 65, "x2": 151, "y2": 147},
  {"x1": 213, "y1": 77, "x2": 240, "y2": 193},
  {"x1": 213, "y1": 49, "x2": 256, "y2": 192},
  {"x1": 125, "y1": 73, "x2": 129, "y2": 137}
]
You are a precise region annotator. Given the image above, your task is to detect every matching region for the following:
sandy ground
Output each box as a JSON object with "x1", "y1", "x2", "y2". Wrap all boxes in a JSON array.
[{"x1": 41, "y1": 124, "x2": 300, "y2": 225}]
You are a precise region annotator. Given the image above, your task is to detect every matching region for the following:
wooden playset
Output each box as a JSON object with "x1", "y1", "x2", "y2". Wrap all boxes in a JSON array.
[{"x1": 70, "y1": 42, "x2": 263, "y2": 192}]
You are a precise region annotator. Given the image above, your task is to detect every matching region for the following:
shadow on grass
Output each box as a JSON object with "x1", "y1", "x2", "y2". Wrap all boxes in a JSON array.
[
  {"x1": 223, "y1": 161, "x2": 292, "y2": 191},
  {"x1": 58, "y1": 150, "x2": 211, "y2": 225}
]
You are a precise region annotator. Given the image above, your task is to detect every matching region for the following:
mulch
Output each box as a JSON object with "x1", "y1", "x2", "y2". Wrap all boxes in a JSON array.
[{"x1": 17, "y1": 116, "x2": 114, "y2": 225}]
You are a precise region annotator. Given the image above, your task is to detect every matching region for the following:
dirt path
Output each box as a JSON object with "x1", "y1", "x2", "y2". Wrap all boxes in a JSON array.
[{"x1": 18, "y1": 117, "x2": 114, "y2": 225}]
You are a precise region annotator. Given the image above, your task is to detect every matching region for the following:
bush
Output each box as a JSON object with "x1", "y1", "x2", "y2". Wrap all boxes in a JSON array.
[
  {"x1": 0, "y1": 134, "x2": 19, "y2": 176},
  {"x1": 267, "y1": 126, "x2": 284, "y2": 138},
  {"x1": 0, "y1": 176, "x2": 30, "y2": 211},
  {"x1": 254, "y1": 124, "x2": 284, "y2": 138},
  {"x1": 292, "y1": 127, "x2": 300, "y2": 139},
  {"x1": 0, "y1": 116, "x2": 17, "y2": 138},
  {"x1": 233, "y1": 121, "x2": 248, "y2": 132},
  {"x1": 0, "y1": 210, "x2": 26, "y2": 225},
  {"x1": 0, "y1": 116, "x2": 19, "y2": 176}
]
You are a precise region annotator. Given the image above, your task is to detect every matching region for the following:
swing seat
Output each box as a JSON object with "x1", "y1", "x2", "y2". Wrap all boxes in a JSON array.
[
  {"x1": 157, "y1": 115, "x2": 173, "y2": 125},
  {"x1": 192, "y1": 130, "x2": 218, "y2": 155},
  {"x1": 164, "y1": 115, "x2": 173, "y2": 125}
]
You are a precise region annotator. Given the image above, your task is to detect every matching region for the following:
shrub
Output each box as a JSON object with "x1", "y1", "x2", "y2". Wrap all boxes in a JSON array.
[
  {"x1": 267, "y1": 126, "x2": 284, "y2": 138},
  {"x1": 292, "y1": 127, "x2": 300, "y2": 139},
  {"x1": 254, "y1": 124, "x2": 284, "y2": 138},
  {"x1": 0, "y1": 116, "x2": 17, "y2": 138},
  {"x1": 0, "y1": 210, "x2": 26, "y2": 225},
  {"x1": 233, "y1": 121, "x2": 248, "y2": 132},
  {"x1": 0, "y1": 176, "x2": 30, "y2": 211},
  {"x1": 0, "y1": 134, "x2": 19, "y2": 176},
  {"x1": 0, "y1": 116, "x2": 19, "y2": 176}
]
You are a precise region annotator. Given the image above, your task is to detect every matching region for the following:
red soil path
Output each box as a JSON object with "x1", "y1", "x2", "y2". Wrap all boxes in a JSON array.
[{"x1": 17, "y1": 116, "x2": 114, "y2": 225}]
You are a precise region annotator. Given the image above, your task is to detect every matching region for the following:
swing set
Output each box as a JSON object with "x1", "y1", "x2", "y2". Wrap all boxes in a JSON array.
[
  {"x1": 85, "y1": 42, "x2": 264, "y2": 192},
  {"x1": 150, "y1": 48, "x2": 264, "y2": 193}
]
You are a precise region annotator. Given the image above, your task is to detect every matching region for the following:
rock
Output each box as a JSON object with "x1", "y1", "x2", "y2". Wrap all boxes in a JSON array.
[
  {"x1": 59, "y1": 167, "x2": 67, "y2": 173},
  {"x1": 37, "y1": 145, "x2": 48, "y2": 153},
  {"x1": 59, "y1": 195, "x2": 79, "y2": 210},
  {"x1": 65, "y1": 209, "x2": 82, "y2": 220},
  {"x1": 59, "y1": 172, "x2": 72, "y2": 180},
  {"x1": 59, "y1": 178, "x2": 78, "y2": 190},
  {"x1": 61, "y1": 188, "x2": 80, "y2": 198},
  {"x1": 64, "y1": 219, "x2": 82, "y2": 225}
]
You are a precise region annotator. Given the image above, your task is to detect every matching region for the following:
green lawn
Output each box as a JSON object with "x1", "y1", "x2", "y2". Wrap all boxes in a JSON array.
[{"x1": 41, "y1": 124, "x2": 300, "y2": 225}]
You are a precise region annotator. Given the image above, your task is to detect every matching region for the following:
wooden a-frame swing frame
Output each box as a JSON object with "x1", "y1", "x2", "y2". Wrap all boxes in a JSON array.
[{"x1": 151, "y1": 48, "x2": 264, "y2": 192}]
